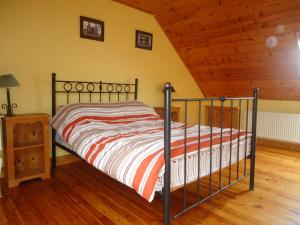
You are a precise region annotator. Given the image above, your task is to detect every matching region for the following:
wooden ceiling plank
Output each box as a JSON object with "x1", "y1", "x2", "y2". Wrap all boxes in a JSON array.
[{"x1": 114, "y1": 0, "x2": 300, "y2": 100}]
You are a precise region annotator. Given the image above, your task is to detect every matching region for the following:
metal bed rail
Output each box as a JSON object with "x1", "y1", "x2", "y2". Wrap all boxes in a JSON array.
[{"x1": 163, "y1": 83, "x2": 259, "y2": 225}]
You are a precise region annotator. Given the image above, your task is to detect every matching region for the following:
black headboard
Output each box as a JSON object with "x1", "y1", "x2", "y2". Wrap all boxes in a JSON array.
[
  {"x1": 51, "y1": 73, "x2": 138, "y2": 117},
  {"x1": 51, "y1": 73, "x2": 138, "y2": 168}
]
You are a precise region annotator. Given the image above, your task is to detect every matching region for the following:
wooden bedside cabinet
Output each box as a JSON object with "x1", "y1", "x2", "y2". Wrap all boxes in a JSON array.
[
  {"x1": 154, "y1": 107, "x2": 180, "y2": 122},
  {"x1": 2, "y1": 114, "x2": 50, "y2": 188},
  {"x1": 205, "y1": 106, "x2": 238, "y2": 128}
]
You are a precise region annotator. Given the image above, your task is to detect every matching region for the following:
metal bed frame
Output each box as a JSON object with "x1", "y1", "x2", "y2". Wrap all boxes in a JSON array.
[
  {"x1": 51, "y1": 73, "x2": 258, "y2": 225},
  {"x1": 163, "y1": 83, "x2": 258, "y2": 225}
]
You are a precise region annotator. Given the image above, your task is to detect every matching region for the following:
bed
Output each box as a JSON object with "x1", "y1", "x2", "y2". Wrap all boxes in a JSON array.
[{"x1": 50, "y1": 73, "x2": 258, "y2": 225}]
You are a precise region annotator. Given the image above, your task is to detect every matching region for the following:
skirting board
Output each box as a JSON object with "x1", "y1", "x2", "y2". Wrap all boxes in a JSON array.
[
  {"x1": 257, "y1": 138, "x2": 300, "y2": 151},
  {"x1": 51, "y1": 154, "x2": 80, "y2": 167}
]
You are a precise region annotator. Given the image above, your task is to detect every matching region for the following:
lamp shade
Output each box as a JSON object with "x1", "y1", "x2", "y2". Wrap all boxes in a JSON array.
[{"x1": 0, "y1": 74, "x2": 20, "y2": 88}]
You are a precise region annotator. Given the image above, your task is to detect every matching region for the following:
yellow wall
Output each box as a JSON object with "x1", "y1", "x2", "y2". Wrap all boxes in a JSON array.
[
  {"x1": 0, "y1": 0, "x2": 203, "y2": 158},
  {"x1": 259, "y1": 100, "x2": 300, "y2": 114}
]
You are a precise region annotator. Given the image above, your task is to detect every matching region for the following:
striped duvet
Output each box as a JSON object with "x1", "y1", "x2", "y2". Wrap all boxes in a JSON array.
[{"x1": 51, "y1": 101, "x2": 250, "y2": 202}]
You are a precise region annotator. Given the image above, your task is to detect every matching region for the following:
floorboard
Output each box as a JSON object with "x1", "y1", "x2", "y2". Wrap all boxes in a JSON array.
[{"x1": 0, "y1": 146, "x2": 300, "y2": 225}]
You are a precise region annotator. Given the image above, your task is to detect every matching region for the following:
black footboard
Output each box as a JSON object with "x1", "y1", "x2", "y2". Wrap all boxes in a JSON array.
[{"x1": 163, "y1": 83, "x2": 258, "y2": 225}]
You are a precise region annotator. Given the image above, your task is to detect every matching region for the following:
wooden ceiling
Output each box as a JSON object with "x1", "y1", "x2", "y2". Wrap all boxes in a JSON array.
[{"x1": 114, "y1": 0, "x2": 300, "y2": 100}]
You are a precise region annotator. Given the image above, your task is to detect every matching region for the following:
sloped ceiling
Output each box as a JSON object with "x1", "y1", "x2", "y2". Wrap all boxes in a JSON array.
[{"x1": 114, "y1": 0, "x2": 300, "y2": 100}]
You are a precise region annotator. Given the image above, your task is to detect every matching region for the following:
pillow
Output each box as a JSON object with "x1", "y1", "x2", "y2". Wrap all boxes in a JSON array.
[{"x1": 50, "y1": 101, "x2": 160, "y2": 134}]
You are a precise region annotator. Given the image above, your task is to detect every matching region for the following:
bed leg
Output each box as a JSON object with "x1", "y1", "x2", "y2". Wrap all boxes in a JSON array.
[
  {"x1": 51, "y1": 72, "x2": 57, "y2": 169},
  {"x1": 52, "y1": 129, "x2": 56, "y2": 169},
  {"x1": 250, "y1": 88, "x2": 259, "y2": 191},
  {"x1": 163, "y1": 82, "x2": 172, "y2": 225}
]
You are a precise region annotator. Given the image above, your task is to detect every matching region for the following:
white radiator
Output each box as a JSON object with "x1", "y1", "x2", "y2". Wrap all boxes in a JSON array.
[{"x1": 248, "y1": 111, "x2": 300, "y2": 143}]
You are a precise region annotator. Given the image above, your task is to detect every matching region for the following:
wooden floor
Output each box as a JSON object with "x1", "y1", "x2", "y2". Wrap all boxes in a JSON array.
[{"x1": 1, "y1": 146, "x2": 300, "y2": 225}]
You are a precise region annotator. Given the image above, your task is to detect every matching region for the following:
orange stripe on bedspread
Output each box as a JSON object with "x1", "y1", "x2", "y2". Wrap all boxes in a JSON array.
[{"x1": 134, "y1": 131, "x2": 245, "y2": 201}]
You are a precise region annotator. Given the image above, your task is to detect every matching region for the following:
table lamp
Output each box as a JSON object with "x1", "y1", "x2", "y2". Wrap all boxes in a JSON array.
[{"x1": 0, "y1": 74, "x2": 20, "y2": 116}]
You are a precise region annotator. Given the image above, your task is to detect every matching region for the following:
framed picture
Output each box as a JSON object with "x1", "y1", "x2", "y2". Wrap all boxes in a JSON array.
[
  {"x1": 135, "y1": 30, "x2": 153, "y2": 50},
  {"x1": 80, "y1": 16, "x2": 104, "y2": 42}
]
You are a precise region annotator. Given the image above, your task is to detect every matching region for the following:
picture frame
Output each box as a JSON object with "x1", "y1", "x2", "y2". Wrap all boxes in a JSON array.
[
  {"x1": 135, "y1": 30, "x2": 153, "y2": 50},
  {"x1": 80, "y1": 16, "x2": 104, "y2": 42}
]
